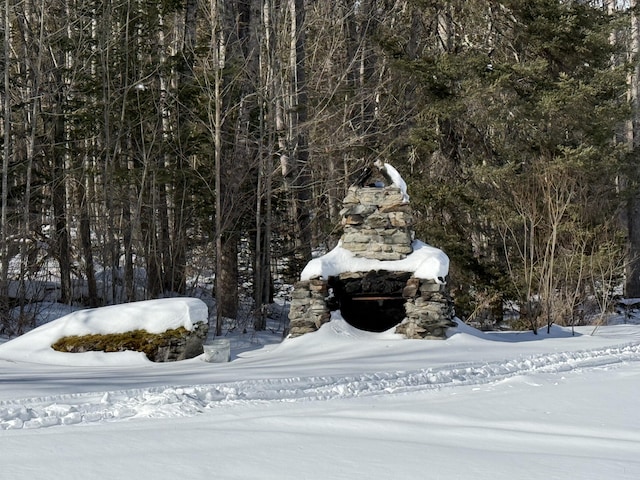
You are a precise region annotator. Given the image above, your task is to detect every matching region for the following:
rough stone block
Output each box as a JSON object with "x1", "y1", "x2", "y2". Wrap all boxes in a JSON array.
[
  {"x1": 420, "y1": 280, "x2": 444, "y2": 293},
  {"x1": 395, "y1": 319, "x2": 426, "y2": 339},
  {"x1": 351, "y1": 204, "x2": 378, "y2": 215},
  {"x1": 364, "y1": 212, "x2": 391, "y2": 229},
  {"x1": 342, "y1": 215, "x2": 364, "y2": 226},
  {"x1": 389, "y1": 230, "x2": 412, "y2": 245},
  {"x1": 358, "y1": 251, "x2": 405, "y2": 260},
  {"x1": 341, "y1": 242, "x2": 367, "y2": 252},
  {"x1": 309, "y1": 279, "x2": 327, "y2": 291},
  {"x1": 402, "y1": 278, "x2": 420, "y2": 298},
  {"x1": 288, "y1": 326, "x2": 317, "y2": 337},
  {"x1": 337, "y1": 272, "x2": 364, "y2": 280},
  {"x1": 378, "y1": 189, "x2": 406, "y2": 206},
  {"x1": 291, "y1": 288, "x2": 311, "y2": 299},
  {"x1": 392, "y1": 245, "x2": 413, "y2": 255},
  {"x1": 379, "y1": 203, "x2": 412, "y2": 214},
  {"x1": 388, "y1": 212, "x2": 414, "y2": 228}
]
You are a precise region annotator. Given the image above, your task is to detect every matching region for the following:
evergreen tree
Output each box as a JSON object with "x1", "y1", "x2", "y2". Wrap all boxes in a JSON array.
[{"x1": 379, "y1": 0, "x2": 628, "y2": 329}]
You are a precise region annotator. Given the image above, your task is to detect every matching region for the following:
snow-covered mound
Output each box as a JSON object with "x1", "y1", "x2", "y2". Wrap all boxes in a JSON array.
[
  {"x1": 0, "y1": 297, "x2": 208, "y2": 366},
  {"x1": 1, "y1": 297, "x2": 640, "y2": 479},
  {"x1": 301, "y1": 240, "x2": 449, "y2": 281},
  {"x1": 2, "y1": 317, "x2": 640, "y2": 431}
]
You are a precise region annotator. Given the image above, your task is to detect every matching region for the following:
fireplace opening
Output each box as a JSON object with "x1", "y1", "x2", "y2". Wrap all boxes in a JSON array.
[
  {"x1": 328, "y1": 271, "x2": 411, "y2": 333},
  {"x1": 337, "y1": 295, "x2": 407, "y2": 332}
]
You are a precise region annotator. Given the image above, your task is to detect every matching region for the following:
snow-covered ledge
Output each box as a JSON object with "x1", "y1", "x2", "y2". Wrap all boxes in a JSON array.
[
  {"x1": 300, "y1": 239, "x2": 450, "y2": 282},
  {"x1": 0, "y1": 298, "x2": 210, "y2": 365},
  {"x1": 288, "y1": 163, "x2": 456, "y2": 339}
]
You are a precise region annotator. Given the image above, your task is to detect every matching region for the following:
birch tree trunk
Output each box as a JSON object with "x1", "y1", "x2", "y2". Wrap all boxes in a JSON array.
[
  {"x1": 211, "y1": 0, "x2": 225, "y2": 336},
  {"x1": 280, "y1": 0, "x2": 311, "y2": 263},
  {"x1": 253, "y1": 0, "x2": 276, "y2": 329},
  {"x1": 15, "y1": 0, "x2": 36, "y2": 328}
]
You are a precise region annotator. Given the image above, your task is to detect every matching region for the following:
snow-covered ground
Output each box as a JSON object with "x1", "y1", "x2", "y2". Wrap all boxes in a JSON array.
[{"x1": 1, "y1": 300, "x2": 639, "y2": 479}]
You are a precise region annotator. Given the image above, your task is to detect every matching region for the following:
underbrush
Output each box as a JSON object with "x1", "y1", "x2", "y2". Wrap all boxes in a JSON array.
[{"x1": 51, "y1": 327, "x2": 190, "y2": 358}]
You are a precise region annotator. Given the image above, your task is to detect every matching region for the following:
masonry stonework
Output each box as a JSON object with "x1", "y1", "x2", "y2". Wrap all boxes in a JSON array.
[
  {"x1": 288, "y1": 180, "x2": 456, "y2": 339},
  {"x1": 341, "y1": 186, "x2": 414, "y2": 261}
]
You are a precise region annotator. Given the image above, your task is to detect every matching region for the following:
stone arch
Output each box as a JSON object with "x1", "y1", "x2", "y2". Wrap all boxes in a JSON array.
[{"x1": 327, "y1": 271, "x2": 411, "y2": 332}]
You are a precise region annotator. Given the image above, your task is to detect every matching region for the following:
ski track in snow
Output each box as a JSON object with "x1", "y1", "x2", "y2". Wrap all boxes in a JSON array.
[{"x1": 2, "y1": 341, "x2": 640, "y2": 430}]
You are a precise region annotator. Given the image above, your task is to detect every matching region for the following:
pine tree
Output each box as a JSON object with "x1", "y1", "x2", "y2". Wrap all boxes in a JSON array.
[{"x1": 379, "y1": 0, "x2": 629, "y2": 328}]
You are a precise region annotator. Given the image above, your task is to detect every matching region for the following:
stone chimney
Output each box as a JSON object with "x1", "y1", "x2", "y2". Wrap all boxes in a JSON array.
[
  {"x1": 287, "y1": 164, "x2": 456, "y2": 340},
  {"x1": 340, "y1": 186, "x2": 413, "y2": 261}
]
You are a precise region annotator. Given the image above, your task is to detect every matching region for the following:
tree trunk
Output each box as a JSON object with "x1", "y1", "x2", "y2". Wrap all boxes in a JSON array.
[
  {"x1": 122, "y1": 198, "x2": 135, "y2": 302},
  {"x1": 219, "y1": 233, "x2": 239, "y2": 319},
  {"x1": 356, "y1": 0, "x2": 378, "y2": 158},
  {"x1": 78, "y1": 163, "x2": 99, "y2": 307},
  {"x1": 288, "y1": 0, "x2": 312, "y2": 262},
  {"x1": 163, "y1": 0, "x2": 197, "y2": 296},
  {"x1": 51, "y1": 60, "x2": 72, "y2": 304},
  {"x1": 142, "y1": 179, "x2": 162, "y2": 298},
  {"x1": 626, "y1": 0, "x2": 640, "y2": 298},
  {"x1": 0, "y1": 0, "x2": 12, "y2": 325},
  {"x1": 157, "y1": 182, "x2": 173, "y2": 294},
  {"x1": 626, "y1": 195, "x2": 640, "y2": 297},
  {"x1": 212, "y1": 0, "x2": 225, "y2": 336}
]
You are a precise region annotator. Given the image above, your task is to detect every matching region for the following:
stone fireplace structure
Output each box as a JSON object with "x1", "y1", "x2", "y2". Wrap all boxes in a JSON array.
[{"x1": 288, "y1": 163, "x2": 456, "y2": 339}]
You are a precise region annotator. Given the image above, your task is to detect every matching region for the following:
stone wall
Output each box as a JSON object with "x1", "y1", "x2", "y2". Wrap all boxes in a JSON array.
[
  {"x1": 154, "y1": 322, "x2": 209, "y2": 362},
  {"x1": 341, "y1": 186, "x2": 414, "y2": 261},
  {"x1": 396, "y1": 279, "x2": 457, "y2": 339},
  {"x1": 52, "y1": 322, "x2": 209, "y2": 362},
  {"x1": 287, "y1": 274, "x2": 456, "y2": 339},
  {"x1": 288, "y1": 279, "x2": 331, "y2": 337}
]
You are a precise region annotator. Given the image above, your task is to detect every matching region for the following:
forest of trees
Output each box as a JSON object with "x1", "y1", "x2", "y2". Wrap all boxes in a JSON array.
[{"x1": 1, "y1": 0, "x2": 639, "y2": 335}]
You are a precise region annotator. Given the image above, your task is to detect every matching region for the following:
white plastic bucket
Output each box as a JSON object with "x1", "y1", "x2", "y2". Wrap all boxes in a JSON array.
[{"x1": 202, "y1": 338, "x2": 231, "y2": 363}]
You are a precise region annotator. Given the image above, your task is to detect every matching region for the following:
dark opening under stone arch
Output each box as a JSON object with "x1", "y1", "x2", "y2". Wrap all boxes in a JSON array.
[{"x1": 327, "y1": 271, "x2": 412, "y2": 332}]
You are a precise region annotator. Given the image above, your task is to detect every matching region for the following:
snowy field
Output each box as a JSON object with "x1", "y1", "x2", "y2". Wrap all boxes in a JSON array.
[{"x1": 1, "y1": 299, "x2": 640, "y2": 479}]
